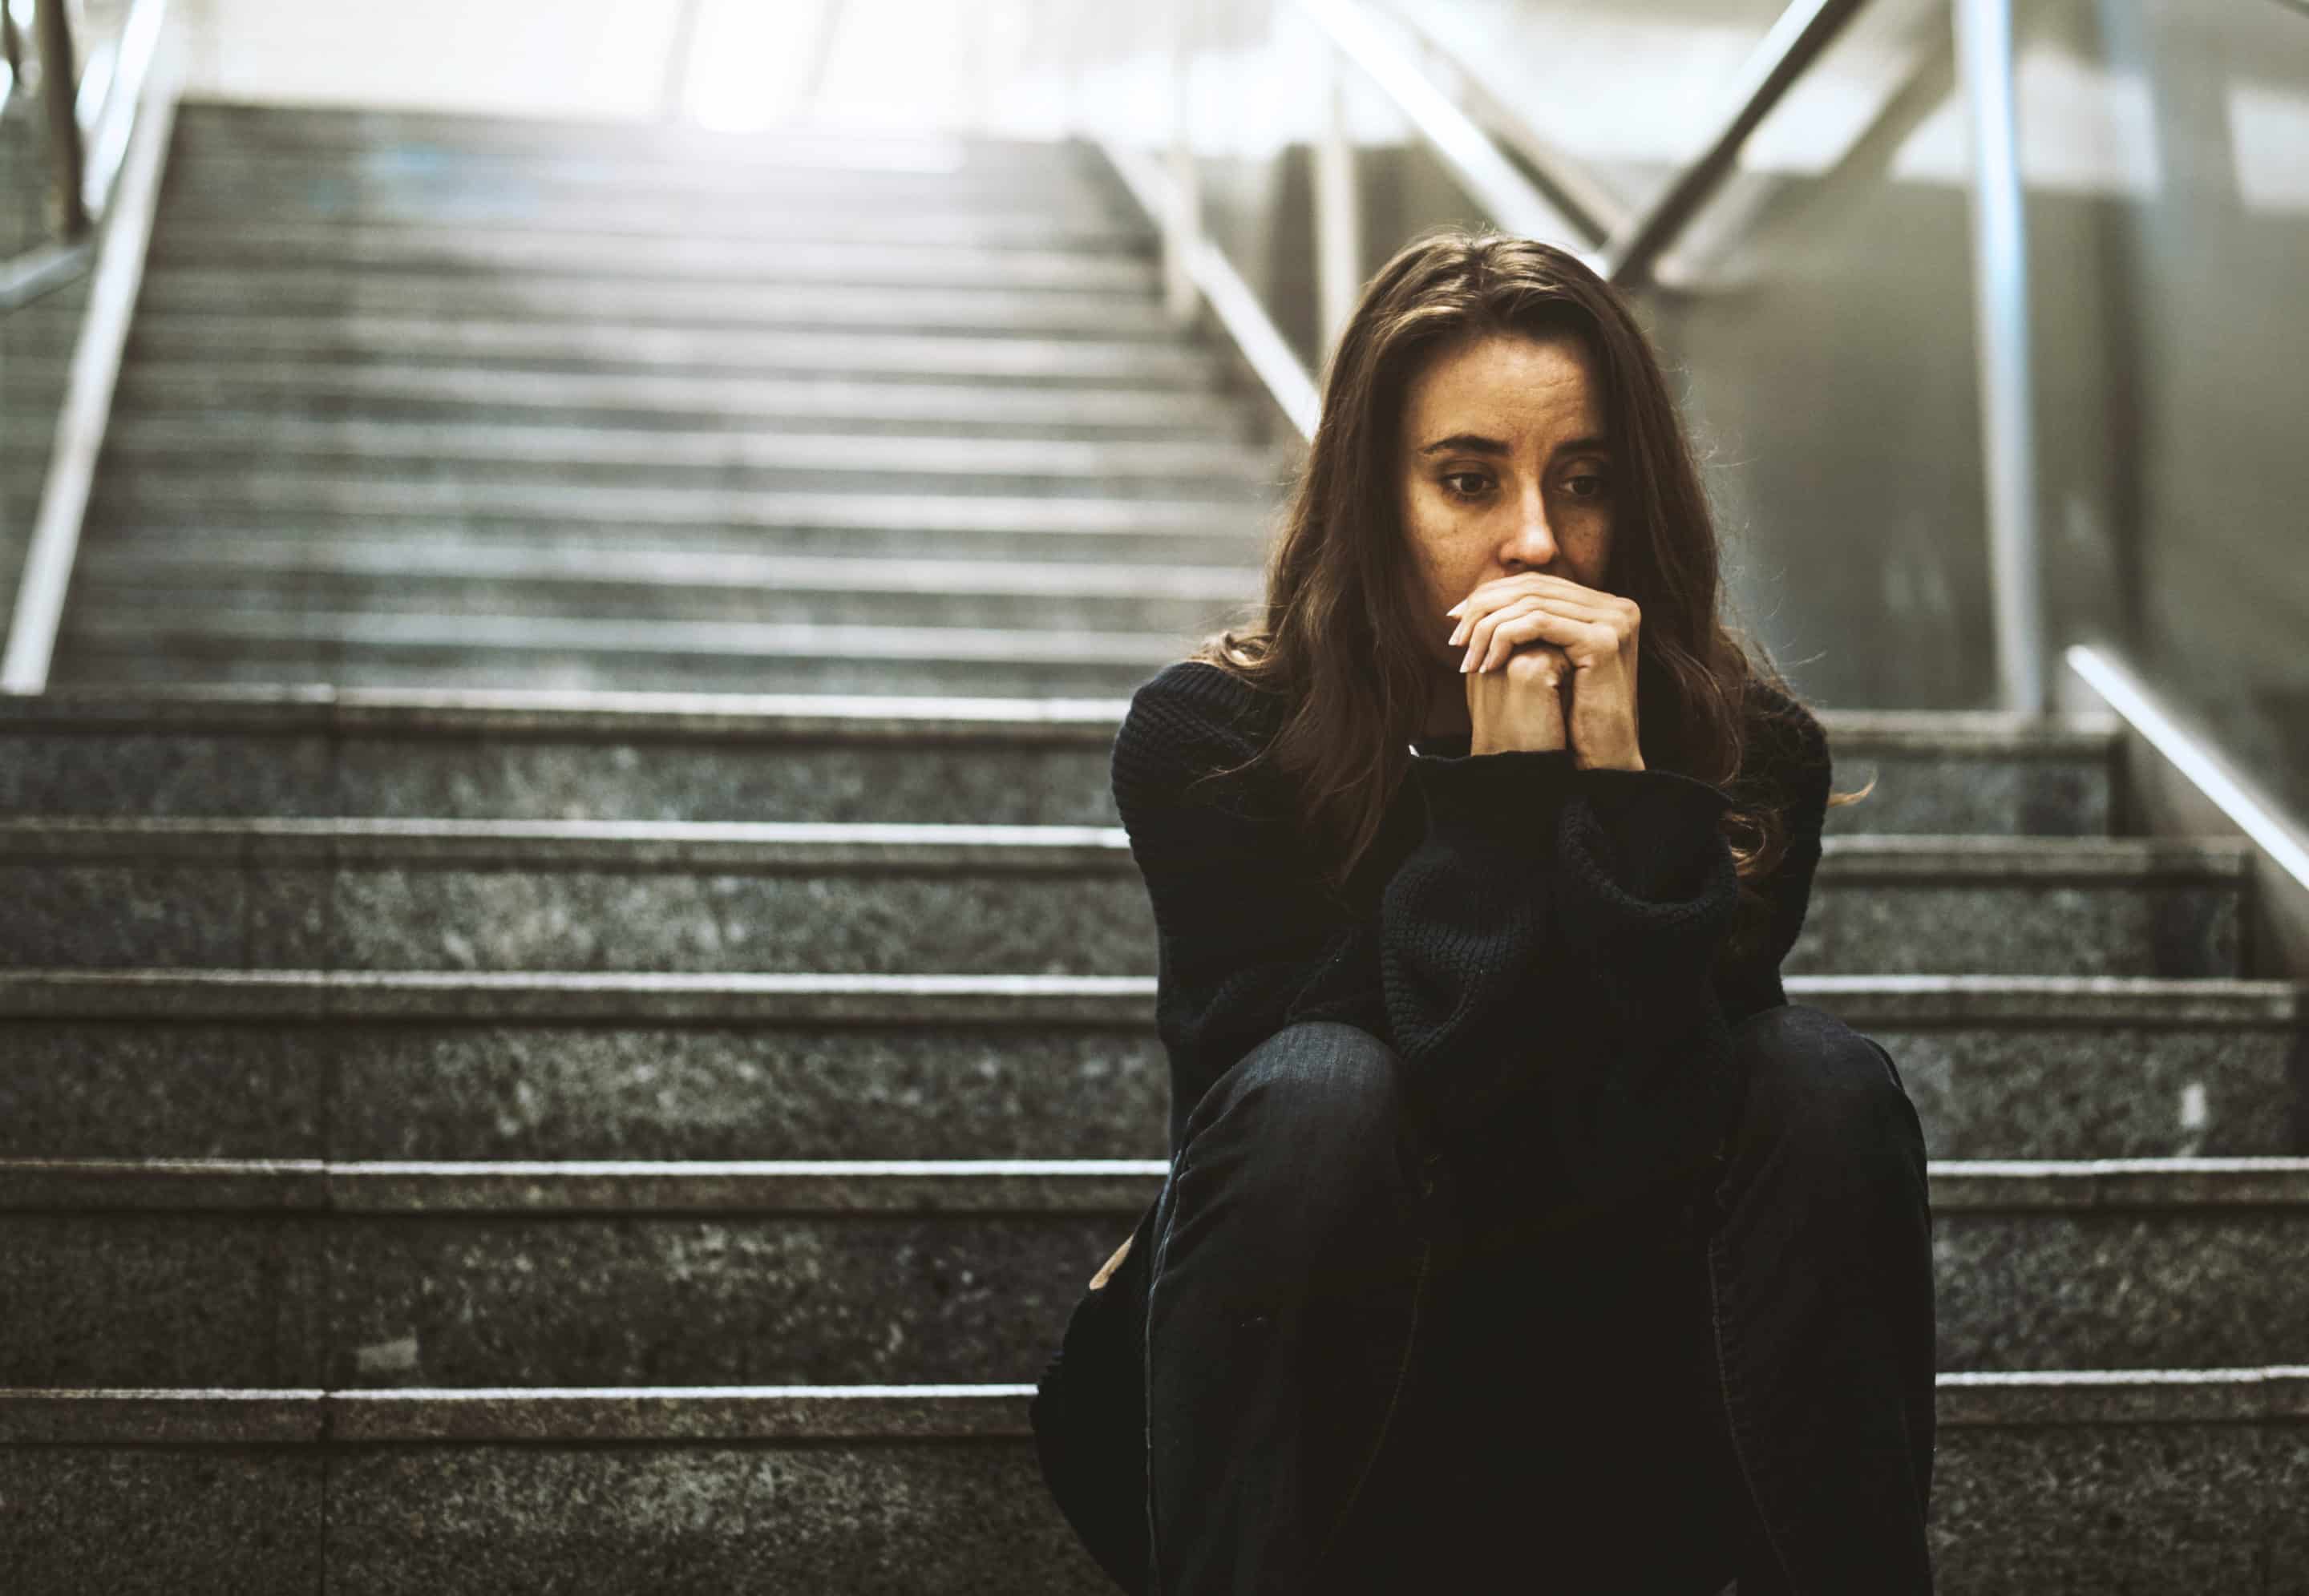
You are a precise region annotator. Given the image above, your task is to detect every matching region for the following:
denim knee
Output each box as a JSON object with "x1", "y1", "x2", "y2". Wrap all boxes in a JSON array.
[
  {"x1": 1729, "y1": 1003, "x2": 1927, "y2": 1182},
  {"x1": 1172, "y1": 1020, "x2": 1421, "y2": 1271}
]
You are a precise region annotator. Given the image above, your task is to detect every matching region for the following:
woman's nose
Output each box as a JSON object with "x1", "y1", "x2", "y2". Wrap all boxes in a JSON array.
[{"x1": 1505, "y1": 497, "x2": 1556, "y2": 565}]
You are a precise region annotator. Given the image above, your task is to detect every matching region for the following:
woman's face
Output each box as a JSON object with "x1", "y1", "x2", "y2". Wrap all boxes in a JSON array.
[{"x1": 1397, "y1": 329, "x2": 1616, "y2": 669}]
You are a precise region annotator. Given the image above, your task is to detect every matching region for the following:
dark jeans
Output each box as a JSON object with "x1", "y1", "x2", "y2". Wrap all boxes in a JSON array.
[{"x1": 1141, "y1": 1005, "x2": 1937, "y2": 1594}]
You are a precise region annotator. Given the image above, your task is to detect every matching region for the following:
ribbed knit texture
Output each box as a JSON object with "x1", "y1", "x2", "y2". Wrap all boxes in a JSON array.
[{"x1": 1111, "y1": 657, "x2": 1833, "y2": 1219}]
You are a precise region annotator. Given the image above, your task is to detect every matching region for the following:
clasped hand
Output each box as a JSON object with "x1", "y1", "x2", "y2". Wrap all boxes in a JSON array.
[{"x1": 1446, "y1": 574, "x2": 1644, "y2": 770}]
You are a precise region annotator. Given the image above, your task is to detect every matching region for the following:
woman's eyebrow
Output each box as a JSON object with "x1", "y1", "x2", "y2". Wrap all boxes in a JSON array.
[{"x1": 1418, "y1": 433, "x2": 1611, "y2": 459}]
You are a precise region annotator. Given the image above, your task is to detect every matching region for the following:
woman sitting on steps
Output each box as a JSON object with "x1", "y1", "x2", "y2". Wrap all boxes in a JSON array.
[{"x1": 1029, "y1": 226, "x2": 1938, "y2": 1596}]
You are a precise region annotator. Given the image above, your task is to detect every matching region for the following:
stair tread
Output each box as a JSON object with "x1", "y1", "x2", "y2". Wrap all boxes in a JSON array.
[{"x1": 6, "y1": 1371, "x2": 2307, "y2": 1446}]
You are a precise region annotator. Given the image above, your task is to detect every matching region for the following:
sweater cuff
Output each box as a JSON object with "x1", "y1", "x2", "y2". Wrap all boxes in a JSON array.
[
  {"x1": 1560, "y1": 766, "x2": 1736, "y2": 910},
  {"x1": 1571, "y1": 765, "x2": 1735, "y2": 830},
  {"x1": 1405, "y1": 745, "x2": 1579, "y2": 859}
]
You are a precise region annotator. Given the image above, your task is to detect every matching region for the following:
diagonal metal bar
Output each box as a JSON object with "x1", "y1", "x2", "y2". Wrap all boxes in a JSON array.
[
  {"x1": 1603, "y1": 0, "x2": 1874, "y2": 288},
  {"x1": 1293, "y1": 0, "x2": 1591, "y2": 261}
]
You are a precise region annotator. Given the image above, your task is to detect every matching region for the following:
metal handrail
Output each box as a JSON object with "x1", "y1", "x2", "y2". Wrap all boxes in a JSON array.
[
  {"x1": 1, "y1": 0, "x2": 176, "y2": 694},
  {"x1": 1299, "y1": 0, "x2": 1874, "y2": 290},
  {"x1": 2065, "y1": 644, "x2": 2309, "y2": 980},
  {"x1": 1, "y1": 0, "x2": 170, "y2": 314}
]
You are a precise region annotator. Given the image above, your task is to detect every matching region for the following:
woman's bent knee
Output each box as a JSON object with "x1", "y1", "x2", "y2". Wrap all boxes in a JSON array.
[
  {"x1": 1171, "y1": 1020, "x2": 1420, "y2": 1260},
  {"x1": 1186, "y1": 1020, "x2": 1405, "y2": 1154}
]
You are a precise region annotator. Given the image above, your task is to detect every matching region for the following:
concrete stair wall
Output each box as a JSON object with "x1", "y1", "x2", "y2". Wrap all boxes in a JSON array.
[{"x1": 2, "y1": 100, "x2": 2307, "y2": 1593}]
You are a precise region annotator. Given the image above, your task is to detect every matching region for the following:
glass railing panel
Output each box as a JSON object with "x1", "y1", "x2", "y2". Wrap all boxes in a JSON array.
[
  {"x1": 2019, "y1": 0, "x2": 2309, "y2": 811},
  {"x1": 1187, "y1": 0, "x2": 1342, "y2": 377},
  {"x1": 1619, "y1": 0, "x2": 1994, "y2": 709}
]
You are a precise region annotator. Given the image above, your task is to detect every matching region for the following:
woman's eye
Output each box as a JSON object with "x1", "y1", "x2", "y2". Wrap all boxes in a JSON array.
[
  {"x1": 1567, "y1": 474, "x2": 1610, "y2": 500},
  {"x1": 1441, "y1": 473, "x2": 1490, "y2": 499}
]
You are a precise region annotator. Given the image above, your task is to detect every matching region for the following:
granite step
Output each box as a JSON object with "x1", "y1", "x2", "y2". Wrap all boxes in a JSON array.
[
  {"x1": 57, "y1": 422, "x2": 1283, "y2": 499},
  {"x1": 48, "y1": 614, "x2": 1191, "y2": 697},
  {"x1": 73, "y1": 544, "x2": 1264, "y2": 634},
  {"x1": 154, "y1": 192, "x2": 1146, "y2": 249},
  {"x1": 0, "y1": 969, "x2": 2295, "y2": 1164},
  {"x1": 128, "y1": 273, "x2": 1183, "y2": 337},
  {"x1": 47, "y1": 363, "x2": 1250, "y2": 439},
  {"x1": 163, "y1": 154, "x2": 1122, "y2": 206},
  {"x1": 144, "y1": 224, "x2": 1164, "y2": 293},
  {"x1": 0, "y1": 818, "x2": 2249, "y2": 977},
  {"x1": 2, "y1": 1373, "x2": 2303, "y2": 1594},
  {"x1": 158, "y1": 160, "x2": 1132, "y2": 213},
  {"x1": 167, "y1": 101, "x2": 1104, "y2": 168},
  {"x1": 154, "y1": 138, "x2": 1126, "y2": 184},
  {"x1": 32, "y1": 320, "x2": 1225, "y2": 386},
  {"x1": 52, "y1": 487, "x2": 1268, "y2": 563},
  {"x1": 4, "y1": 1156, "x2": 2307, "y2": 1384},
  {"x1": 0, "y1": 689, "x2": 2121, "y2": 836}
]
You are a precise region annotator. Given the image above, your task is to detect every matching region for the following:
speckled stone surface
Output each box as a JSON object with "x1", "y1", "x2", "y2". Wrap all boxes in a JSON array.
[
  {"x1": 10, "y1": 1195, "x2": 2305, "y2": 1386},
  {"x1": 1791, "y1": 879, "x2": 2240, "y2": 977},
  {"x1": 324, "y1": 1022, "x2": 1170, "y2": 1160},
  {"x1": 330, "y1": 740, "x2": 1122, "y2": 826},
  {"x1": 322, "y1": 1442, "x2": 1111, "y2": 1594},
  {"x1": 56, "y1": 650, "x2": 1177, "y2": 697},
  {"x1": 0, "y1": 725, "x2": 2114, "y2": 834},
  {"x1": 0, "y1": 729, "x2": 339, "y2": 818},
  {"x1": 1822, "y1": 750, "x2": 2109, "y2": 837},
  {"x1": 0, "y1": 856, "x2": 332, "y2": 968},
  {"x1": 1933, "y1": 1208, "x2": 2309, "y2": 1371},
  {"x1": 0, "y1": 1214, "x2": 328, "y2": 1384},
  {"x1": 0, "y1": 1022, "x2": 323, "y2": 1158},
  {"x1": 1869, "y1": 1021, "x2": 2301, "y2": 1160},
  {"x1": 0, "y1": 1414, "x2": 2302, "y2": 1592},
  {"x1": 1927, "y1": 1421, "x2": 2275, "y2": 1594},
  {"x1": 2, "y1": 1010, "x2": 2288, "y2": 1163},
  {"x1": 0, "y1": 857, "x2": 1154, "y2": 972},
  {"x1": 317, "y1": 1214, "x2": 1114, "y2": 1386},
  {"x1": 0, "y1": 846, "x2": 2242, "y2": 975},
  {"x1": 2270, "y1": 1424, "x2": 2309, "y2": 1596},
  {"x1": 326, "y1": 868, "x2": 1156, "y2": 974},
  {"x1": 0, "y1": 721, "x2": 2113, "y2": 832},
  {"x1": 0, "y1": 1447, "x2": 323, "y2": 1594}
]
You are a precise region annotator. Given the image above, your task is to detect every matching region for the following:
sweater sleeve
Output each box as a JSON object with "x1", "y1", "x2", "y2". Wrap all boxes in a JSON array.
[
  {"x1": 1114, "y1": 661, "x2": 1745, "y2": 1215},
  {"x1": 1384, "y1": 746, "x2": 1742, "y2": 1217},
  {"x1": 1110, "y1": 665, "x2": 1390, "y2": 1158}
]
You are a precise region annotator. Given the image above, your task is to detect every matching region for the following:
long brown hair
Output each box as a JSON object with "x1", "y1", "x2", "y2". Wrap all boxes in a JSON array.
[{"x1": 1186, "y1": 227, "x2": 1871, "y2": 956}]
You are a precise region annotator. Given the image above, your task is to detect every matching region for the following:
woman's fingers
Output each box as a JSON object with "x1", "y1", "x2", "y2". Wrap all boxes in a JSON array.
[
  {"x1": 1460, "y1": 596, "x2": 1543, "y2": 672},
  {"x1": 1478, "y1": 608, "x2": 1573, "y2": 673},
  {"x1": 1447, "y1": 576, "x2": 1619, "y2": 644},
  {"x1": 1464, "y1": 597, "x2": 1581, "y2": 673}
]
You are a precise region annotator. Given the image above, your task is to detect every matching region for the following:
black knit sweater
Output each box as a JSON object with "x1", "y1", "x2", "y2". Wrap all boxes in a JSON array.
[{"x1": 1111, "y1": 657, "x2": 1834, "y2": 1222}]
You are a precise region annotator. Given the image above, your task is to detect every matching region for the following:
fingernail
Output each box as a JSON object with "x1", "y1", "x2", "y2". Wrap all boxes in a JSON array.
[
  {"x1": 1446, "y1": 602, "x2": 1465, "y2": 618},
  {"x1": 1448, "y1": 621, "x2": 1466, "y2": 646},
  {"x1": 1459, "y1": 646, "x2": 1474, "y2": 673}
]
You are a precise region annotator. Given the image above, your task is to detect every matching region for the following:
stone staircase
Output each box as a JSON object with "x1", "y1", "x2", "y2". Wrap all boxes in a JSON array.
[
  {"x1": 3, "y1": 99, "x2": 1284, "y2": 696},
  {"x1": 2, "y1": 101, "x2": 2306, "y2": 1593}
]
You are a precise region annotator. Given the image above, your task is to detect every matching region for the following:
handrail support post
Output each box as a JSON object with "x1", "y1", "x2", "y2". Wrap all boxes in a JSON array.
[
  {"x1": 35, "y1": 0, "x2": 89, "y2": 239},
  {"x1": 1162, "y1": 0, "x2": 1200, "y2": 329},
  {"x1": 1955, "y1": 0, "x2": 2048, "y2": 715},
  {"x1": 1312, "y1": 40, "x2": 1360, "y2": 362}
]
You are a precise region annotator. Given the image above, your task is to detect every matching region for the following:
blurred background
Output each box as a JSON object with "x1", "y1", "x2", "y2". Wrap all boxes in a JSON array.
[{"x1": 4, "y1": 0, "x2": 2305, "y2": 808}]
